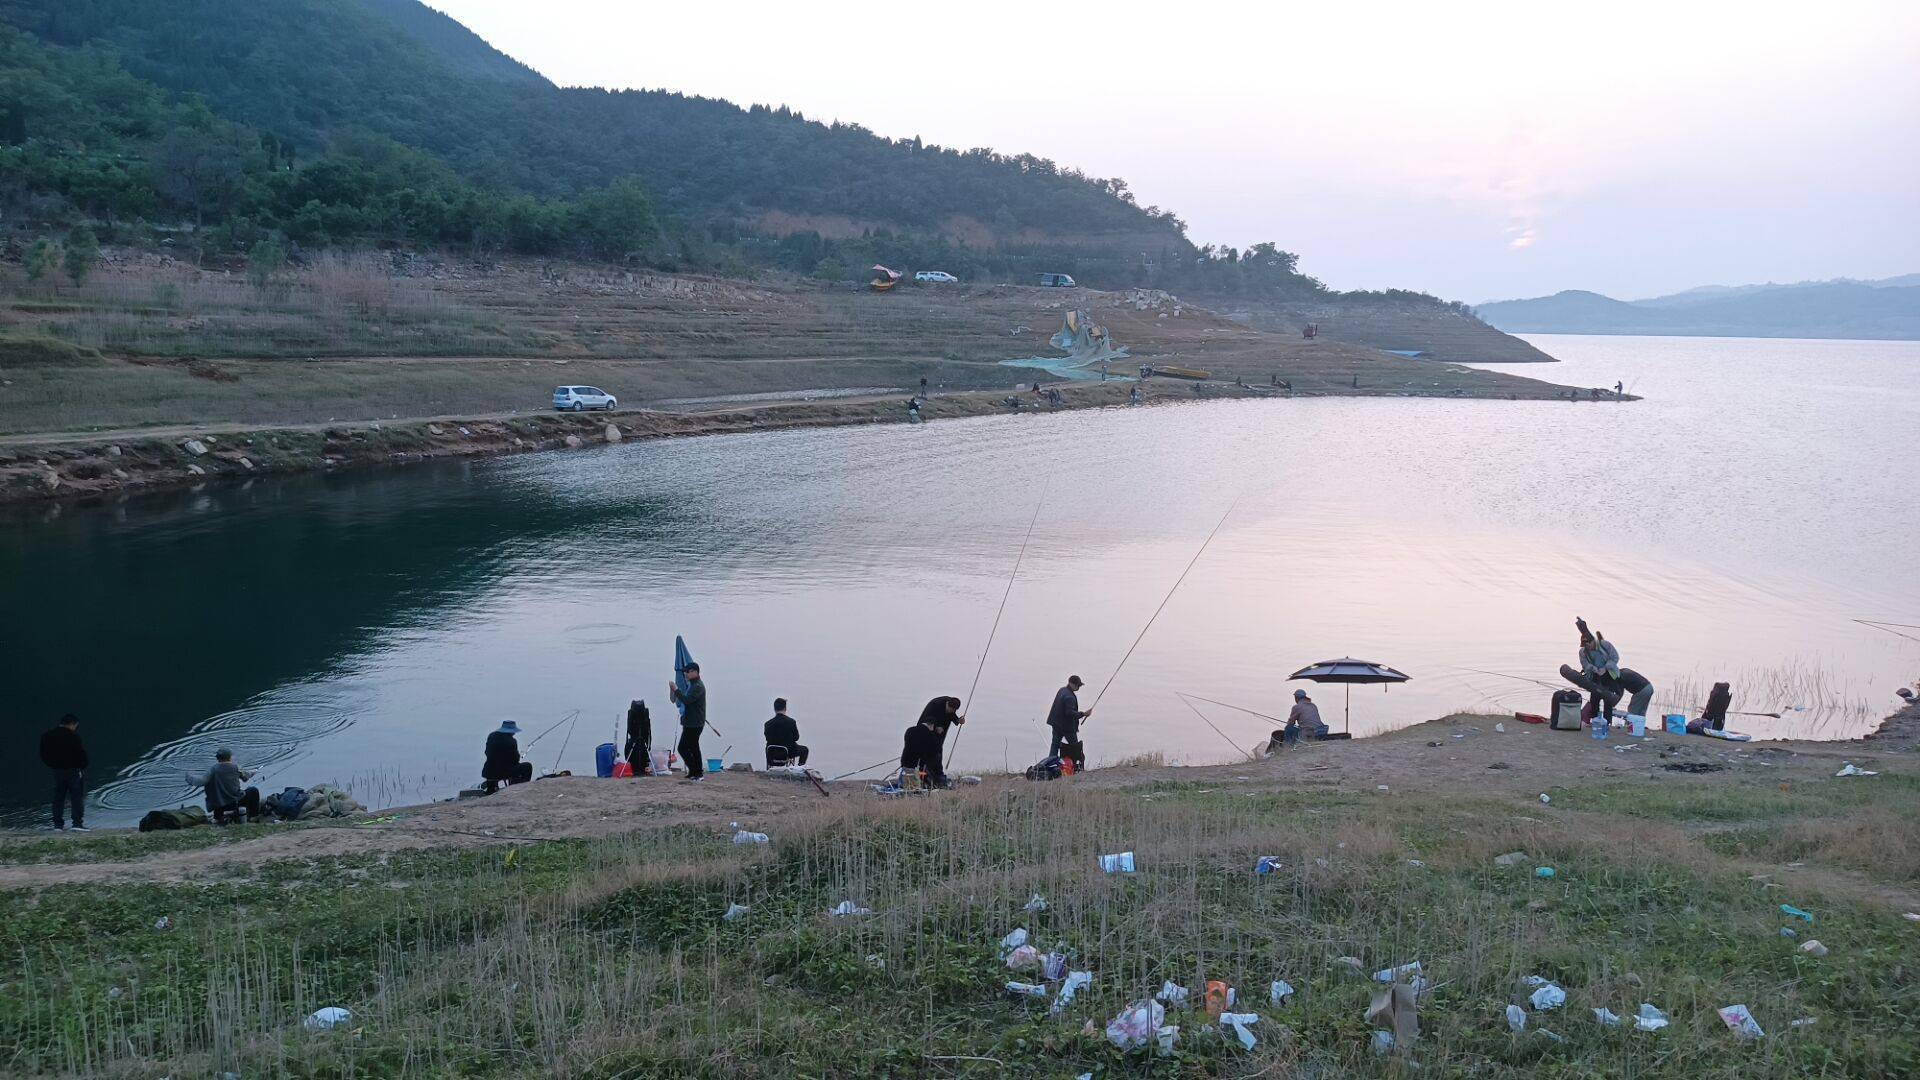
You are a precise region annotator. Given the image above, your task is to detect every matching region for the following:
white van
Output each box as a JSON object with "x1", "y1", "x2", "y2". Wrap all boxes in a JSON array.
[
  {"x1": 914, "y1": 270, "x2": 959, "y2": 284},
  {"x1": 552, "y1": 386, "x2": 618, "y2": 411}
]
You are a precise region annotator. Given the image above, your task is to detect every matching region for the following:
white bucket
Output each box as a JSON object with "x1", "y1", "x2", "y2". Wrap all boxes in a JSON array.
[
  {"x1": 1628, "y1": 714, "x2": 1647, "y2": 738},
  {"x1": 650, "y1": 750, "x2": 672, "y2": 774}
]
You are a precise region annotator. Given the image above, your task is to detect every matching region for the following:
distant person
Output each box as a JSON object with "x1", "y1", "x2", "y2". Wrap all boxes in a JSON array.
[
  {"x1": 38, "y1": 713, "x2": 88, "y2": 832},
  {"x1": 1614, "y1": 380, "x2": 1624, "y2": 399},
  {"x1": 919, "y1": 376, "x2": 929, "y2": 397},
  {"x1": 190, "y1": 748, "x2": 261, "y2": 825},
  {"x1": 765, "y1": 697, "x2": 808, "y2": 767},
  {"x1": 482, "y1": 720, "x2": 533, "y2": 793},
  {"x1": 625, "y1": 700, "x2": 653, "y2": 775},
  {"x1": 1286, "y1": 690, "x2": 1328, "y2": 741},
  {"x1": 1129, "y1": 384, "x2": 1142, "y2": 405},
  {"x1": 669, "y1": 661, "x2": 707, "y2": 780},
  {"x1": 1574, "y1": 617, "x2": 1624, "y2": 721},
  {"x1": 1351, "y1": 374, "x2": 1359, "y2": 389},
  {"x1": 1700, "y1": 681, "x2": 1733, "y2": 731},
  {"x1": 1046, "y1": 675, "x2": 1092, "y2": 771},
  {"x1": 901, "y1": 697, "x2": 963, "y2": 789}
]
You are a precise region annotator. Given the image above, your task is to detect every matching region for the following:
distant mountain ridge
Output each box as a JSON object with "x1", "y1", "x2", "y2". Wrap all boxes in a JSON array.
[{"x1": 1476, "y1": 275, "x2": 1920, "y2": 340}]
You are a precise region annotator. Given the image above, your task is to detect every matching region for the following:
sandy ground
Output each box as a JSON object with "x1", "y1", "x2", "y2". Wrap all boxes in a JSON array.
[{"x1": 3, "y1": 703, "x2": 1912, "y2": 894}]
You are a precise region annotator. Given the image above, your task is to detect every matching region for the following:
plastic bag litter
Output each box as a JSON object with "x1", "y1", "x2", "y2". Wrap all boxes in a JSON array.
[
  {"x1": 722, "y1": 903, "x2": 750, "y2": 922},
  {"x1": 1332, "y1": 955, "x2": 1366, "y2": 973},
  {"x1": 1495, "y1": 722, "x2": 1506, "y2": 732},
  {"x1": 1494, "y1": 851, "x2": 1529, "y2": 867},
  {"x1": 1539, "y1": 793, "x2": 1551, "y2": 804},
  {"x1": 1635, "y1": 1003, "x2": 1670, "y2": 1031},
  {"x1": 1718, "y1": 1004, "x2": 1764, "y2": 1040},
  {"x1": 1375, "y1": 961, "x2": 1422, "y2": 983},
  {"x1": 1368, "y1": 980, "x2": 1420, "y2": 1049},
  {"x1": 1098, "y1": 851, "x2": 1136, "y2": 874},
  {"x1": 1791, "y1": 1017, "x2": 1818, "y2": 1029},
  {"x1": 1155, "y1": 1025, "x2": 1179, "y2": 1054},
  {"x1": 1528, "y1": 983, "x2": 1567, "y2": 1010},
  {"x1": 1042, "y1": 951, "x2": 1067, "y2": 981},
  {"x1": 1799, "y1": 939, "x2": 1828, "y2": 957},
  {"x1": 999, "y1": 928, "x2": 1029, "y2": 956},
  {"x1": 1105, "y1": 999, "x2": 1166, "y2": 1050},
  {"x1": 1255, "y1": 855, "x2": 1284, "y2": 874},
  {"x1": 1022, "y1": 894, "x2": 1049, "y2": 913},
  {"x1": 153, "y1": 916, "x2": 172, "y2": 931},
  {"x1": 1371, "y1": 1030, "x2": 1396, "y2": 1054},
  {"x1": 1219, "y1": 1011, "x2": 1260, "y2": 1049},
  {"x1": 1535, "y1": 866, "x2": 1556, "y2": 879},
  {"x1": 1051, "y1": 970, "x2": 1093, "y2": 1015},
  {"x1": 1506, "y1": 1004, "x2": 1527, "y2": 1032},
  {"x1": 828, "y1": 900, "x2": 872, "y2": 917},
  {"x1": 1780, "y1": 926, "x2": 1798, "y2": 938},
  {"x1": 1905, "y1": 912, "x2": 1920, "y2": 922},
  {"x1": 304, "y1": 1006, "x2": 351, "y2": 1031},
  {"x1": 1005, "y1": 945, "x2": 1041, "y2": 970},
  {"x1": 731, "y1": 830, "x2": 769, "y2": 844},
  {"x1": 1595, "y1": 1007, "x2": 1622, "y2": 1027},
  {"x1": 1836, "y1": 763, "x2": 1878, "y2": 777},
  {"x1": 1269, "y1": 979, "x2": 1295, "y2": 1004},
  {"x1": 1780, "y1": 903, "x2": 1815, "y2": 923},
  {"x1": 1006, "y1": 981, "x2": 1048, "y2": 998},
  {"x1": 1155, "y1": 980, "x2": 1189, "y2": 1005}
]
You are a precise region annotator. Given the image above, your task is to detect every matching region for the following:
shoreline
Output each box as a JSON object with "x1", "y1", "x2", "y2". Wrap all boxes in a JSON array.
[{"x1": 0, "y1": 376, "x2": 1625, "y2": 508}]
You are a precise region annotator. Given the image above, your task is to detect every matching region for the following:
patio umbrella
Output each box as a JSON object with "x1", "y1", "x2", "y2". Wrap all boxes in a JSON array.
[{"x1": 1287, "y1": 658, "x2": 1411, "y2": 734}]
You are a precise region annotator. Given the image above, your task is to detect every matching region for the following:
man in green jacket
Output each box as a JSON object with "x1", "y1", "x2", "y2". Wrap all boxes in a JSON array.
[{"x1": 670, "y1": 662, "x2": 708, "y2": 780}]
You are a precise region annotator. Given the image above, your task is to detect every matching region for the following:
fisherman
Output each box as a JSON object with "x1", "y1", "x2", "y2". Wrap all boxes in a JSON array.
[
  {"x1": 1700, "y1": 681, "x2": 1732, "y2": 731},
  {"x1": 1574, "y1": 617, "x2": 1624, "y2": 721},
  {"x1": 1129, "y1": 384, "x2": 1142, "y2": 405},
  {"x1": 625, "y1": 700, "x2": 652, "y2": 775},
  {"x1": 906, "y1": 397, "x2": 923, "y2": 423},
  {"x1": 900, "y1": 696, "x2": 963, "y2": 788},
  {"x1": 190, "y1": 748, "x2": 261, "y2": 825},
  {"x1": 482, "y1": 720, "x2": 534, "y2": 793},
  {"x1": 764, "y1": 697, "x2": 808, "y2": 767},
  {"x1": 669, "y1": 661, "x2": 707, "y2": 781},
  {"x1": 1285, "y1": 690, "x2": 1328, "y2": 742},
  {"x1": 1614, "y1": 380, "x2": 1624, "y2": 399},
  {"x1": 1046, "y1": 676, "x2": 1092, "y2": 771},
  {"x1": 38, "y1": 713, "x2": 88, "y2": 832},
  {"x1": 919, "y1": 376, "x2": 929, "y2": 397}
]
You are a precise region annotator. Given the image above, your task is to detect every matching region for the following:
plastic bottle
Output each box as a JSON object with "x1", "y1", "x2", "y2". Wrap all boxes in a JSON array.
[{"x1": 1591, "y1": 715, "x2": 1609, "y2": 741}]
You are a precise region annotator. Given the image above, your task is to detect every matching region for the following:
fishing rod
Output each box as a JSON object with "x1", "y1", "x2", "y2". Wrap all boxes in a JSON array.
[
  {"x1": 549, "y1": 710, "x2": 581, "y2": 774},
  {"x1": 1176, "y1": 694, "x2": 1258, "y2": 762},
  {"x1": 1454, "y1": 667, "x2": 1562, "y2": 690},
  {"x1": 947, "y1": 488, "x2": 1047, "y2": 768},
  {"x1": 1178, "y1": 692, "x2": 1288, "y2": 727},
  {"x1": 832, "y1": 755, "x2": 897, "y2": 781},
  {"x1": 524, "y1": 709, "x2": 581, "y2": 748},
  {"x1": 1855, "y1": 619, "x2": 1920, "y2": 642},
  {"x1": 1088, "y1": 495, "x2": 1242, "y2": 719}
]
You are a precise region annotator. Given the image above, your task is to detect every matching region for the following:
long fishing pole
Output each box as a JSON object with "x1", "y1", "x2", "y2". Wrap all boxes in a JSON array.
[
  {"x1": 549, "y1": 711, "x2": 580, "y2": 774},
  {"x1": 524, "y1": 710, "x2": 580, "y2": 748},
  {"x1": 1855, "y1": 619, "x2": 1920, "y2": 642},
  {"x1": 1454, "y1": 667, "x2": 1561, "y2": 690},
  {"x1": 1176, "y1": 694, "x2": 1258, "y2": 761},
  {"x1": 948, "y1": 489, "x2": 1048, "y2": 767},
  {"x1": 1178, "y1": 692, "x2": 1288, "y2": 727},
  {"x1": 1088, "y1": 496, "x2": 1241, "y2": 718},
  {"x1": 833, "y1": 756, "x2": 897, "y2": 781}
]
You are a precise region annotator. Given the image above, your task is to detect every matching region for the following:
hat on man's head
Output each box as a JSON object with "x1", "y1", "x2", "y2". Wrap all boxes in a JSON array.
[
  {"x1": 498, "y1": 720, "x2": 520, "y2": 734},
  {"x1": 1067, "y1": 675, "x2": 1083, "y2": 688},
  {"x1": 1293, "y1": 689, "x2": 1308, "y2": 700}
]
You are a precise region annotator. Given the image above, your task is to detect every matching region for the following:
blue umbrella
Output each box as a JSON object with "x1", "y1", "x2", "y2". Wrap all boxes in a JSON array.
[
  {"x1": 1288, "y1": 658, "x2": 1410, "y2": 734},
  {"x1": 673, "y1": 635, "x2": 695, "y2": 719}
]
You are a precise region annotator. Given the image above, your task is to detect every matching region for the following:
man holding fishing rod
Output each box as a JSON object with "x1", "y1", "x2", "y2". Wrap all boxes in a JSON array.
[
  {"x1": 669, "y1": 661, "x2": 710, "y2": 781},
  {"x1": 1046, "y1": 675, "x2": 1092, "y2": 772}
]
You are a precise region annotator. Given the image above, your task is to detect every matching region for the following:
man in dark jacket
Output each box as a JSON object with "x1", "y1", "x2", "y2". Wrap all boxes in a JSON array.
[
  {"x1": 481, "y1": 721, "x2": 533, "y2": 793},
  {"x1": 764, "y1": 698, "x2": 808, "y2": 767},
  {"x1": 900, "y1": 712, "x2": 951, "y2": 789},
  {"x1": 670, "y1": 662, "x2": 708, "y2": 780},
  {"x1": 625, "y1": 700, "x2": 653, "y2": 775},
  {"x1": 190, "y1": 748, "x2": 261, "y2": 824},
  {"x1": 1046, "y1": 676, "x2": 1092, "y2": 771},
  {"x1": 38, "y1": 714, "x2": 88, "y2": 831}
]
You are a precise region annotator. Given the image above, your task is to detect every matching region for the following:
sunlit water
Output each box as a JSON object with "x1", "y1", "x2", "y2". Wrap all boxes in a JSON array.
[{"x1": 3, "y1": 334, "x2": 1916, "y2": 825}]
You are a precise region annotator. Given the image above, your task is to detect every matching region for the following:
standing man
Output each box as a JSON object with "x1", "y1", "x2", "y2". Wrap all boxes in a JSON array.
[
  {"x1": 1046, "y1": 676, "x2": 1092, "y2": 771},
  {"x1": 39, "y1": 713, "x2": 88, "y2": 832},
  {"x1": 764, "y1": 698, "x2": 808, "y2": 767},
  {"x1": 190, "y1": 748, "x2": 261, "y2": 825},
  {"x1": 670, "y1": 661, "x2": 707, "y2": 781}
]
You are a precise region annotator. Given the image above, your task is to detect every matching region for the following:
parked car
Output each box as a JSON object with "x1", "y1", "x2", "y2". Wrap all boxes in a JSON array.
[
  {"x1": 1038, "y1": 272, "x2": 1077, "y2": 288},
  {"x1": 553, "y1": 385, "x2": 618, "y2": 411},
  {"x1": 914, "y1": 270, "x2": 959, "y2": 284}
]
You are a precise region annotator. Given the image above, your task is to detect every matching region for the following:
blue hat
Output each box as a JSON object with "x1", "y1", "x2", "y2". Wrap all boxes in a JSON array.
[
  {"x1": 1293, "y1": 689, "x2": 1308, "y2": 700},
  {"x1": 498, "y1": 720, "x2": 520, "y2": 733}
]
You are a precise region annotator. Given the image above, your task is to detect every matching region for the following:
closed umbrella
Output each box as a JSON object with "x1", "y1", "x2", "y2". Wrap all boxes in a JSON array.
[{"x1": 1288, "y1": 658, "x2": 1411, "y2": 734}]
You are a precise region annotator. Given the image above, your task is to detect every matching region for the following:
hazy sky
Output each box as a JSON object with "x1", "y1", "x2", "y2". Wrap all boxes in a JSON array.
[{"x1": 424, "y1": 0, "x2": 1918, "y2": 301}]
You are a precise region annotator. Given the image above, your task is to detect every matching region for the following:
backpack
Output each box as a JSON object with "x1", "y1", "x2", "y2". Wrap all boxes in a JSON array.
[
  {"x1": 138, "y1": 805, "x2": 210, "y2": 832},
  {"x1": 1024, "y1": 756, "x2": 1065, "y2": 782},
  {"x1": 264, "y1": 786, "x2": 309, "y2": 820}
]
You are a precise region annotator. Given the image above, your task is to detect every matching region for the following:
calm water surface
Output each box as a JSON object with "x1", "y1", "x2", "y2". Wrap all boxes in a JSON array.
[{"x1": 3, "y1": 334, "x2": 1916, "y2": 824}]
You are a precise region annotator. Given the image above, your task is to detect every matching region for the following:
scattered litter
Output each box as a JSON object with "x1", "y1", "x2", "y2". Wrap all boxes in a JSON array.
[
  {"x1": 1204, "y1": 980, "x2": 1235, "y2": 1016},
  {"x1": 866, "y1": 953, "x2": 886, "y2": 970},
  {"x1": 1780, "y1": 903, "x2": 1815, "y2": 923},
  {"x1": 1528, "y1": 982, "x2": 1567, "y2": 1010},
  {"x1": 1791, "y1": 1017, "x2": 1817, "y2": 1029},
  {"x1": 1023, "y1": 894, "x2": 1049, "y2": 913},
  {"x1": 303, "y1": 1007, "x2": 351, "y2": 1031},
  {"x1": 1372, "y1": 1030, "x2": 1396, "y2": 1054},
  {"x1": 1269, "y1": 979, "x2": 1295, "y2": 1004},
  {"x1": 1219, "y1": 1011, "x2": 1261, "y2": 1049},
  {"x1": 1098, "y1": 851, "x2": 1136, "y2": 874},
  {"x1": 1506, "y1": 1004, "x2": 1527, "y2": 1032},
  {"x1": 153, "y1": 917, "x2": 172, "y2": 932},
  {"x1": 1799, "y1": 939, "x2": 1828, "y2": 957},
  {"x1": 1332, "y1": 956, "x2": 1366, "y2": 973},
  {"x1": 1156, "y1": 981, "x2": 1190, "y2": 1005},
  {"x1": 999, "y1": 928, "x2": 1029, "y2": 955},
  {"x1": 1006, "y1": 981, "x2": 1049, "y2": 998},
  {"x1": 1374, "y1": 961, "x2": 1422, "y2": 984},
  {"x1": 1539, "y1": 1028, "x2": 1567, "y2": 1043},
  {"x1": 1494, "y1": 851, "x2": 1529, "y2": 868},
  {"x1": 1407, "y1": 859, "x2": 1425, "y2": 867},
  {"x1": 828, "y1": 900, "x2": 872, "y2": 917},
  {"x1": 1367, "y1": 980, "x2": 1420, "y2": 1050},
  {"x1": 1377, "y1": 784, "x2": 1390, "y2": 792},
  {"x1": 1635, "y1": 1003, "x2": 1670, "y2": 1031},
  {"x1": 1535, "y1": 866, "x2": 1557, "y2": 879},
  {"x1": 1718, "y1": 1004, "x2": 1764, "y2": 1040},
  {"x1": 1006, "y1": 945, "x2": 1041, "y2": 970},
  {"x1": 1780, "y1": 927, "x2": 1798, "y2": 938},
  {"x1": 722, "y1": 903, "x2": 750, "y2": 922},
  {"x1": 1495, "y1": 722, "x2": 1506, "y2": 733},
  {"x1": 1053, "y1": 970, "x2": 1093, "y2": 1013},
  {"x1": 1836, "y1": 763, "x2": 1878, "y2": 777},
  {"x1": 1904, "y1": 912, "x2": 1920, "y2": 922},
  {"x1": 107, "y1": 987, "x2": 122, "y2": 999},
  {"x1": 731, "y1": 830, "x2": 769, "y2": 844},
  {"x1": 1255, "y1": 855, "x2": 1284, "y2": 874},
  {"x1": 1042, "y1": 952, "x2": 1067, "y2": 981},
  {"x1": 1595, "y1": 1007, "x2": 1621, "y2": 1027},
  {"x1": 960, "y1": 775, "x2": 983, "y2": 785},
  {"x1": 1313, "y1": 857, "x2": 1332, "y2": 869},
  {"x1": 1156, "y1": 1025, "x2": 1180, "y2": 1054},
  {"x1": 1105, "y1": 1000, "x2": 1166, "y2": 1050},
  {"x1": 1539, "y1": 793, "x2": 1551, "y2": 804}
]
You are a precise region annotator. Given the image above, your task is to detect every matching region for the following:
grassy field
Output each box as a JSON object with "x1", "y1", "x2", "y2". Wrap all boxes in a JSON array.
[{"x1": 4, "y1": 759, "x2": 1915, "y2": 1078}]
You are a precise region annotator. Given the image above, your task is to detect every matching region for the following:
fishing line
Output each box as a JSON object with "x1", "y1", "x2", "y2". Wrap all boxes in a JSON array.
[
  {"x1": 549, "y1": 711, "x2": 581, "y2": 774},
  {"x1": 524, "y1": 709, "x2": 581, "y2": 748},
  {"x1": 1177, "y1": 692, "x2": 1288, "y2": 727},
  {"x1": 1453, "y1": 667, "x2": 1561, "y2": 690},
  {"x1": 948, "y1": 487, "x2": 1048, "y2": 767},
  {"x1": 1177, "y1": 695, "x2": 1258, "y2": 762},
  {"x1": 1089, "y1": 495, "x2": 1242, "y2": 717},
  {"x1": 1855, "y1": 619, "x2": 1920, "y2": 642}
]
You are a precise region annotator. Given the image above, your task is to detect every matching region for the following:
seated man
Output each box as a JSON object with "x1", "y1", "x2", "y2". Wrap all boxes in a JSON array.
[
  {"x1": 482, "y1": 720, "x2": 534, "y2": 794},
  {"x1": 764, "y1": 697, "x2": 809, "y2": 767},
  {"x1": 190, "y1": 748, "x2": 261, "y2": 825},
  {"x1": 1285, "y1": 689, "x2": 1329, "y2": 741}
]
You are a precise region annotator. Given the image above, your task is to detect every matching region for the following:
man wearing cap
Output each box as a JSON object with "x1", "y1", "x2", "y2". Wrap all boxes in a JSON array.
[
  {"x1": 482, "y1": 720, "x2": 533, "y2": 793},
  {"x1": 189, "y1": 748, "x2": 262, "y2": 825},
  {"x1": 1046, "y1": 675, "x2": 1093, "y2": 771},
  {"x1": 669, "y1": 661, "x2": 707, "y2": 781},
  {"x1": 1284, "y1": 690, "x2": 1328, "y2": 742}
]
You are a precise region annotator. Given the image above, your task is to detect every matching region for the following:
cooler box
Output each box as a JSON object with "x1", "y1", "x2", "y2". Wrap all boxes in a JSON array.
[
  {"x1": 594, "y1": 742, "x2": 617, "y2": 778},
  {"x1": 1550, "y1": 690, "x2": 1584, "y2": 731}
]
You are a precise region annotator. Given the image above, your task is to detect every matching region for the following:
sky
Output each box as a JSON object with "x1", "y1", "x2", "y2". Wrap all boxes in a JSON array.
[{"x1": 422, "y1": 0, "x2": 1920, "y2": 301}]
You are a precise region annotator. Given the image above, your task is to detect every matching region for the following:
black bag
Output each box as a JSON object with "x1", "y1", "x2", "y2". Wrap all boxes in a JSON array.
[
  {"x1": 1024, "y1": 756, "x2": 1064, "y2": 781},
  {"x1": 1550, "y1": 689, "x2": 1584, "y2": 730},
  {"x1": 264, "y1": 786, "x2": 309, "y2": 820},
  {"x1": 138, "y1": 805, "x2": 210, "y2": 832}
]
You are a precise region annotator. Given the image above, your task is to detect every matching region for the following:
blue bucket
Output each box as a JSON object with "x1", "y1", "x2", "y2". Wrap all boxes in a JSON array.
[
  {"x1": 706, "y1": 757, "x2": 724, "y2": 774},
  {"x1": 1664, "y1": 714, "x2": 1687, "y2": 734},
  {"x1": 594, "y1": 742, "x2": 617, "y2": 778}
]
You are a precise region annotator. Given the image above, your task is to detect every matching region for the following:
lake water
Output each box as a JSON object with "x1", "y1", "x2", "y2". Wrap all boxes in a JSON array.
[{"x1": 4, "y1": 334, "x2": 1917, "y2": 825}]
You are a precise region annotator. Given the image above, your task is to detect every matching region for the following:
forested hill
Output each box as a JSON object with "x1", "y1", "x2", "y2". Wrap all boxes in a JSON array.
[{"x1": 0, "y1": 0, "x2": 1193, "y2": 279}]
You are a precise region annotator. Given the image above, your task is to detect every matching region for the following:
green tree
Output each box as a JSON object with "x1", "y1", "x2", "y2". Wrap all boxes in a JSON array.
[
  {"x1": 24, "y1": 237, "x2": 65, "y2": 286},
  {"x1": 62, "y1": 227, "x2": 99, "y2": 285},
  {"x1": 246, "y1": 237, "x2": 288, "y2": 289}
]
